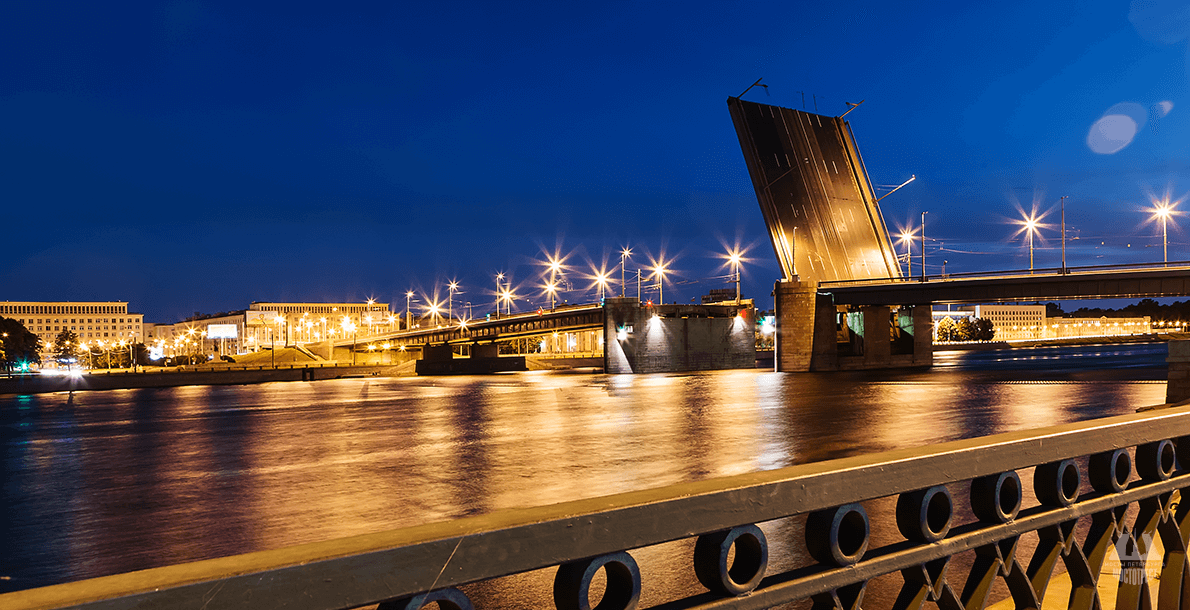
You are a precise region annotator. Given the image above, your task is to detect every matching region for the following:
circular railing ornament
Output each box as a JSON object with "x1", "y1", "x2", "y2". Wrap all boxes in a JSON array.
[
  {"x1": 805, "y1": 503, "x2": 870, "y2": 567},
  {"x1": 1034, "y1": 459, "x2": 1081, "y2": 507},
  {"x1": 1089, "y1": 448, "x2": 1132, "y2": 493},
  {"x1": 693, "y1": 524, "x2": 768, "y2": 596},
  {"x1": 381, "y1": 587, "x2": 474, "y2": 610},
  {"x1": 896, "y1": 485, "x2": 953, "y2": 543},
  {"x1": 970, "y1": 471, "x2": 1022, "y2": 523},
  {"x1": 553, "y1": 551, "x2": 642, "y2": 610},
  {"x1": 1137, "y1": 439, "x2": 1177, "y2": 481}
]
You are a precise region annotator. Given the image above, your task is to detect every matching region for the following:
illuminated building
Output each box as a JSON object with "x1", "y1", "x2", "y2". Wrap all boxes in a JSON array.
[
  {"x1": 155, "y1": 301, "x2": 395, "y2": 356},
  {"x1": 0, "y1": 300, "x2": 145, "y2": 359},
  {"x1": 933, "y1": 304, "x2": 1152, "y2": 341}
]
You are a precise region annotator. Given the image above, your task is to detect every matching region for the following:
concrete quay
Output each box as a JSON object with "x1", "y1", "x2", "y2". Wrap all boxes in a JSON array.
[{"x1": 0, "y1": 364, "x2": 409, "y2": 396}]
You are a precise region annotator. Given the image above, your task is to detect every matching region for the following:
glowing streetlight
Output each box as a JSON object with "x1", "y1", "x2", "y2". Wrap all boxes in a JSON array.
[
  {"x1": 500, "y1": 287, "x2": 514, "y2": 315},
  {"x1": 920, "y1": 211, "x2": 928, "y2": 280},
  {"x1": 653, "y1": 263, "x2": 668, "y2": 304},
  {"x1": 1059, "y1": 195, "x2": 1070, "y2": 273},
  {"x1": 448, "y1": 281, "x2": 460, "y2": 325},
  {"x1": 620, "y1": 247, "x2": 632, "y2": 297},
  {"x1": 727, "y1": 249, "x2": 742, "y2": 303},
  {"x1": 546, "y1": 282, "x2": 558, "y2": 309},
  {"x1": 495, "y1": 273, "x2": 505, "y2": 317},
  {"x1": 1023, "y1": 214, "x2": 1040, "y2": 272},
  {"x1": 1152, "y1": 199, "x2": 1177, "y2": 265},
  {"x1": 898, "y1": 231, "x2": 914, "y2": 277},
  {"x1": 594, "y1": 270, "x2": 611, "y2": 300},
  {"x1": 405, "y1": 291, "x2": 415, "y2": 329}
]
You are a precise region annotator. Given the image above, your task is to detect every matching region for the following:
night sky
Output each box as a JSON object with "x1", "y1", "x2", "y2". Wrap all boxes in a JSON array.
[{"x1": 4, "y1": 2, "x2": 1190, "y2": 322}]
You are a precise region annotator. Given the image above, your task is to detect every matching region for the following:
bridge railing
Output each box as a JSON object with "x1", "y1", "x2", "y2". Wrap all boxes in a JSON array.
[
  {"x1": 820, "y1": 259, "x2": 1190, "y2": 288},
  {"x1": 9, "y1": 406, "x2": 1190, "y2": 610}
]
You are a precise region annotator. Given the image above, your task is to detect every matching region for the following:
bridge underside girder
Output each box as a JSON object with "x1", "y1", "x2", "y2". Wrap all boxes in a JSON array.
[{"x1": 826, "y1": 267, "x2": 1190, "y2": 306}]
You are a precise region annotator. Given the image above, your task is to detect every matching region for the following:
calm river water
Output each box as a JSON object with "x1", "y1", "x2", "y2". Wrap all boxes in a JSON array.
[{"x1": 0, "y1": 342, "x2": 1173, "y2": 606}]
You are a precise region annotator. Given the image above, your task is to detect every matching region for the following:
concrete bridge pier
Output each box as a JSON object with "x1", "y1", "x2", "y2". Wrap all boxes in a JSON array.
[{"x1": 774, "y1": 279, "x2": 932, "y2": 372}]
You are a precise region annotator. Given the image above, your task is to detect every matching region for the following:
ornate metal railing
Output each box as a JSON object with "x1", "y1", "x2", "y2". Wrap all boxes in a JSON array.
[{"x1": 8, "y1": 406, "x2": 1190, "y2": 610}]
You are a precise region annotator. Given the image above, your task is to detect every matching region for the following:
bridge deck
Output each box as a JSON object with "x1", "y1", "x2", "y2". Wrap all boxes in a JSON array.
[{"x1": 820, "y1": 263, "x2": 1190, "y2": 305}]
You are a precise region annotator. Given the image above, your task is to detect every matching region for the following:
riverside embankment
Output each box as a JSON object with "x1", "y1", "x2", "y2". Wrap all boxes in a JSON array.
[{"x1": 0, "y1": 363, "x2": 413, "y2": 395}]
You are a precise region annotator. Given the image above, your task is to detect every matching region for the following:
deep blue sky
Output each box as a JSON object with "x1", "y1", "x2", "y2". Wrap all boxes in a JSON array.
[{"x1": 4, "y1": 1, "x2": 1190, "y2": 322}]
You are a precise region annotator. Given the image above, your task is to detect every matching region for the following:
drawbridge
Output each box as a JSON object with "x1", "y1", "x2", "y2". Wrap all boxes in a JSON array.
[{"x1": 727, "y1": 97, "x2": 901, "y2": 283}]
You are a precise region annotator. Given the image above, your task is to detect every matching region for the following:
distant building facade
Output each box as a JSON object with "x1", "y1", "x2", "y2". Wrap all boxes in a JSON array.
[
  {"x1": 0, "y1": 300, "x2": 145, "y2": 359},
  {"x1": 932, "y1": 304, "x2": 1151, "y2": 341},
  {"x1": 151, "y1": 301, "x2": 395, "y2": 356}
]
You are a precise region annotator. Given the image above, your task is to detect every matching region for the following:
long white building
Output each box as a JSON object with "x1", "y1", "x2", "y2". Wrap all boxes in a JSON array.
[{"x1": 1, "y1": 301, "x2": 144, "y2": 344}]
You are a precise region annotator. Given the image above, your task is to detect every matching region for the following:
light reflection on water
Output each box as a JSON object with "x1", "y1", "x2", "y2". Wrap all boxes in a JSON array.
[{"x1": 0, "y1": 345, "x2": 1170, "y2": 605}]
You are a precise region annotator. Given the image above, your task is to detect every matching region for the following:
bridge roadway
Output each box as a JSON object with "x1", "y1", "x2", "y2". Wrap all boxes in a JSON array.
[
  {"x1": 332, "y1": 303, "x2": 604, "y2": 348},
  {"x1": 819, "y1": 262, "x2": 1190, "y2": 305}
]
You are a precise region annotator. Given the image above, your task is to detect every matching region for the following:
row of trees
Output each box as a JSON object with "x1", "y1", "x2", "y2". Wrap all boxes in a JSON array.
[
  {"x1": 50, "y1": 328, "x2": 151, "y2": 368},
  {"x1": 936, "y1": 316, "x2": 996, "y2": 342}
]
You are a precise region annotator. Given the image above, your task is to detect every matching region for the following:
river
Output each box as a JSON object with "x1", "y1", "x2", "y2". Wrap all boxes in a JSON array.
[{"x1": 0, "y1": 341, "x2": 1172, "y2": 607}]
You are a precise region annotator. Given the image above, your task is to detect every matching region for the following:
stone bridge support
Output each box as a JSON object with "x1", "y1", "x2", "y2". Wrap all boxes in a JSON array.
[{"x1": 774, "y1": 279, "x2": 932, "y2": 372}]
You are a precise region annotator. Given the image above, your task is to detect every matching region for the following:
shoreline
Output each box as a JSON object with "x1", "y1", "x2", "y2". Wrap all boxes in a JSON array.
[{"x1": 936, "y1": 333, "x2": 1182, "y2": 351}]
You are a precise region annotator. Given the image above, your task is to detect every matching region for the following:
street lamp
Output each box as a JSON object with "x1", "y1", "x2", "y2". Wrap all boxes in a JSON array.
[
  {"x1": 1152, "y1": 199, "x2": 1176, "y2": 265},
  {"x1": 653, "y1": 263, "x2": 668, "y2": 304},
  {"x1": 546, "y1": 282, "x2": 558, "y2": 309},
  {"x1": 500, "y1": 287, "x2": 514, "y2": 315},
  {"x1": 920, "y1": 211, "x2": 928, "y2": 280},
  {"x1": 727, "y1": 249, "x2": 742, "y2": 303},
  {"x1": 495, "y1": 273, "x2": 505, "y2": 317},
  {"x1": 594, "y1": 270, "x2": 610, "y2": 300},
  {"x1": 448, "y1": 281, "x2": 460, "y2": 325},
  {"x1": 620, "y1": 247, "x2": 632, "y2": 297},
  {"x1": 897, "y1": 230, "x2": 915, "y2": 277},
  {"x1": 1023, "y1": 214, "x2": 1039, "y2": 272},
  {"x1": 405, "y1": 291, "x2": 415, "y2": 329},
  {"x1": 1060, "y1": 195, "x2": 1070, "y2": 273}
]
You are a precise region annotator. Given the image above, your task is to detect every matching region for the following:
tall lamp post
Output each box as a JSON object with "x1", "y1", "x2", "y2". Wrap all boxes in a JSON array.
[
  {"x1": 920, "y1": 211, "x2": 928, "y2": 281},
  {"x1": 495, "y1": 273, "x2": 504, "y2": 317},
  {"x1": 899, "y1": 231, "x2": 913, "y2": 277},
  {"x1": 448, "y1": 281, "x2": 459, "y2": 326},
  {"x1": 620, "y1": 247, "x2": 632, "y2": 297},
  {"x1": 1153, "y1": 200, "x2": 1175, "y2": 265},
  {"x1": 405, "y1": 291, "x2": 415, "y2": 329},
  {"x1": 728, "y1": 250, "x2": 742, "y2": 303},
  {"x1": 548, "y1": 257, "x2": 562, "y2": 309},
  {"x1": 1060, "y1": 195, "x2": 1070, "y2": 273},
  {"x1": 653, "y1": 263, "x2": 667, "y2": 304},
  {"x1": 1023, "y1": 215, "x2": 1039, "y2": 273}
]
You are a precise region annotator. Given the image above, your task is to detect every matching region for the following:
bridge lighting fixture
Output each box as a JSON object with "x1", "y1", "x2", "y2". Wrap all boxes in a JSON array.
[
  {"x1": 448, "y1": 281, "x2": 460, "y2": 326},
  {"x1": 652, "y1": 263, "x2": 668, "y2": 304},
  {"x1": 727, "y1": 249, "x2": 743, "y2": 303},
  {"x1": 898, "y1": 231, "x2": 915, "y2": 276},
  {"x1": 1150, "y1": 198, "x2": 1179, "y2": 265},
  {"x1": 620, "y1": 247, "x2": 632, "y2": 297}
]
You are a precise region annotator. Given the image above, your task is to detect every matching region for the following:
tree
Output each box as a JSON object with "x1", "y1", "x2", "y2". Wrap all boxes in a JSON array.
[
  {"x1": 972, "y1": 317, "x2": 996, "y2": 341},
  {"x1": 0, "y1": 317, "x2": 42, "y2": 372},
  {"x1": 956, "y1": 318, "x2": 977, "y2": 341},
  {"x1": 935, "y1": 316, "x2": 958, "y2": 342},
  {"x1": 52, "y1": 329, "x2": 82, "y2": 367}
]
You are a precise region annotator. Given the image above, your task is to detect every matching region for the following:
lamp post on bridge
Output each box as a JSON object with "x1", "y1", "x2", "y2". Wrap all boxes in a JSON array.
[
  {"x1": 448, "y1": 281, "x2": 460, "y2": 326},
  {"x1": 620, "y1": 247, "x2": 632, "y2": 298},
  {"x1": 1060, "y1": 195, "x2": 1069, "y2": 274},
  {"x1": 728, "y1": 250, "x2": 742, "y2": 303},
  {"x1": 920, "y1": 211, "x2": 928, "y2": 281},
  {"x1": 1151, "y1": 199, "x2": 1177, "y2": 265},
  {"x1": 495, "y1": 273, "x2": 504, "y2": 318},
  {"x1": 653, "y1": 263, "x2": 668, "y2": 304},
  {"x1": 899, "y1": 231, "x2": 913, "y2": 277}
]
